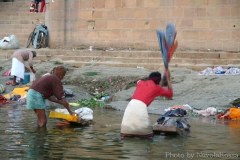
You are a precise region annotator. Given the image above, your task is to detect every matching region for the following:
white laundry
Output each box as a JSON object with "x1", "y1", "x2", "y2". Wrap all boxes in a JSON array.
[
  {"x1": 199, "y1": 66, "x2": 240, "y2": 75},
  {"x1": 193, "y1": 107, "x2": 217, "y2": 117},
  {"x1": 74, "y1": 107, "x2": 93, "y2": 120}
]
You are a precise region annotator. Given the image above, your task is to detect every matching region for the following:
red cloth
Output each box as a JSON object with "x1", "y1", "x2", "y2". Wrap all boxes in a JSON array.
[
  {"x1": 0, "y1": 94, "x2": 10, "y2": 105},
  {"x1": 40, "y1": 0, "x2": 45, "y2": 12},
  {"x1": 131, "y1": 80, "x2": 173, "y2": 106}
]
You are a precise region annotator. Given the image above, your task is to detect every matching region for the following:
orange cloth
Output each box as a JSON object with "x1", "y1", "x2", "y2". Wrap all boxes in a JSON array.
[{"x1": 229, "y1": 108, "x2": 240, "y2": 120}]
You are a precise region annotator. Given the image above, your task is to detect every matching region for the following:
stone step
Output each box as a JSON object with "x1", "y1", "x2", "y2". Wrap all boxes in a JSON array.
[
  {"x1": 1, "y1": 49, "x2": 240, "y2": 71},
  {"x1": 63, "y1": 60, "x2": 163, "y2": 70},
  {"x1": 53, "y1": 55, "x2": 240, "y2": 66},
  {"x1": 61, "y1": 60, "x2": 240, "y2": 71},
  {"x1": 1, "y1": 49, "x2": 240, "y2": 60},
  {"x1": 1, "y1": 48, "x2": 240, "y2": 59}
]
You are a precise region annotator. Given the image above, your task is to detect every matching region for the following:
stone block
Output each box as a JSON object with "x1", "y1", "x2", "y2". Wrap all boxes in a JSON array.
[
  {"x1": 93, "y1": 0, "x2": 105, "y2": 9},
  {"x1": 231, "y1": 6, "x2": 240, "y2": 17},
  {"x1": 195, "y1": 8, "x2": 206, "y2": 17},
  {"x1": 184, "y1": 8, "x2": 195, "y2": 17},
  {"x1": 232, "y1": 30, "x2": 240, "y2": 40},
  {"x1": 93, "y1": 11, "x2": 103, "y2": 19},
  {"x1": 172, "y1": 7, "x2": 184, "y2": 18},
  {"x1": 79, "y1": 11, "x2": 93, "y2": 19},
  {"x1": 134, "y1": 9, "x2": 148, "y2": 19},
  {"x1": 143, "y1": 0, "x2": 160, "y2": 8},
  {"x1": 95, "y1": 20, "x2": 107, "y2": 30},
  {"x1": 122, "y1": 0, "x2": 136, "y2": 8},
  {"x1": 105, "y1": 0, "x2": 115, "y2": 9},
  {"x1": 193, "y1": 19, "x2": 210, "y2": 29},
  {"x1": 182, "y1": 30, "x2": 199, "y2": 39}
]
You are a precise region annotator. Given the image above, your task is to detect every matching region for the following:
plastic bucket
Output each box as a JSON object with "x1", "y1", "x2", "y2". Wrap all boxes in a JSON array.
[{"x1": 23, "y1": 72, "x2": 30, "y2": 84}]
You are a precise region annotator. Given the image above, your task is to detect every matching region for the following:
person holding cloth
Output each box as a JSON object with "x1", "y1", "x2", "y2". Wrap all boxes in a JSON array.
[
  {"x1": 11, "y1": 49, "x2": 36, "y2": 86},
  {"x1": 26, "y1": 66, "x2": 74, "y2": 127},
  {"x1": 121, "y1": 69, "x2": 173, "y2": 138}
]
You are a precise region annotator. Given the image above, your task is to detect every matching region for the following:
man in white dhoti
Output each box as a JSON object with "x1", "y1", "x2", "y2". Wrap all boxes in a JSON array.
[
  {"x1": 121, "y1": 70, "x2": 173, "y2": 138},
  {"x1": 11, "y1": 49, "x2": 37, "y2": 86}
]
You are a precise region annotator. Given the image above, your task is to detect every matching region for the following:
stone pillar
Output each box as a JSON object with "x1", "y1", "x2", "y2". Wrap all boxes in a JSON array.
[
  {"x1": 45, "y1": 0, "x2": 80, "y2": 48},
  {"x1": 45, "y1": 0, "x2": 65, "y2": 48}
]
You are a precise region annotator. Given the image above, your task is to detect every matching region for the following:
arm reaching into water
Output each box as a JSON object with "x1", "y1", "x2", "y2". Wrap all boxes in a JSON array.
[{"x1": 48, "y1": 96, "x2": 74, "y2": 115}]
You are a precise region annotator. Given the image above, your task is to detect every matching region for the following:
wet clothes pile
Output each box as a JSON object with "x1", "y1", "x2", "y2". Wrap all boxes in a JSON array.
[
  {"x1": 199, "y1": 66, "x2": 240, "y2": 75},
  {"x1": 192, "y1": 107, "x2": 217, "y2": 117},
  {"x1": 157, "y1": 108, "x2": 190, "y2": 131}
]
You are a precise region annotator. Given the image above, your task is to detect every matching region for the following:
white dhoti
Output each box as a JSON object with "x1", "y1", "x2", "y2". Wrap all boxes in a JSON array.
[
  {"x1": 11, "y1": 58, "x2": 25, "y2": 80},
  {"x1": 121, "y1": 99, "x2": 153, "y2": 136}
]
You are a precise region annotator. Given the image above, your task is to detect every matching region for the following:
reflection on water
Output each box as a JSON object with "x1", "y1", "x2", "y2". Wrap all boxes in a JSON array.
[{"x1": 0, "y1": 105, "x2": 240, "y2": 159}]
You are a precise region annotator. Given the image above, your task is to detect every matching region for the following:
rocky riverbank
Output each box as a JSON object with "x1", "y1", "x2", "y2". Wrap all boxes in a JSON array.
[{"x1": 1, "y1": 59, "x2": 239, "y2": 115}]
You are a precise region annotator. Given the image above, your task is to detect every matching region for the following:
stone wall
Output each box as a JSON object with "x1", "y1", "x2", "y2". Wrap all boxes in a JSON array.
[{"x1": 45, "y1": 0, "x2": 240, "y2": 52}]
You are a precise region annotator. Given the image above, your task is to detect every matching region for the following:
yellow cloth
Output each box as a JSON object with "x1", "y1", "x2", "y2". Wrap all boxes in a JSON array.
[
  {"x1": 4, "y1": 86, "x2": 29, "y2": 99},
  {"x1": 49, "y1": 111, "x2": 79, "y2": 123}
]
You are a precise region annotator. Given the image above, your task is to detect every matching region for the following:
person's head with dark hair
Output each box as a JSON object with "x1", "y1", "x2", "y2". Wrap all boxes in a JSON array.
[
  {"x1": 148, "y1": 71, "x2": 161, "y2": 85},
  {"x1": 52, "y1": 66, "x2": 67, "y2": 80},
  {"x1": 31, "y1": 51, "x2": 37, "y2": 58}
]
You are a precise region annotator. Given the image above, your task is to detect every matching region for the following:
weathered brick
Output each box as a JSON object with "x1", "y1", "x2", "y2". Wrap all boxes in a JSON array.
[
  {"x1": 93, "y1": 0, "x2": 105, "y2": 9},
  {"x1": 232, "y1": 30, "x2": 240, "y2": 40},
  {"x1": 172, "y1": 7, "x2": 184, "y2": 18},
  {"x1": 134, "y1": 9, "x2": 148, "y2": 19},
  {"x1": 94, "y1": 20, "x2": 107, "y2": 30},
  {"x1": 105, "y1": 0, "x2": 115, "y2": 8},
  {"x1": 136, "y1": 0, "x2": 144, "y2": 7},
  {"x1": 205, "y1": 40, "x2": 223, "y2": 51},
  {"x1": 231, "y1": 6, "x2": 240, "y2": 17},
  {"x1": 79, "y1": 0, "x2": 93, "y2": 9},
  {"x1": 92, "y1": 11, "x2": 103, "y2": 19},
  {"x1": 143, "y1": 0, "x2": 160, "y2": 8},
  {"x1": 193, "y1": 19, "x2": 210, "y2": 29},
  {"x1": 184, "y1": 8, "x2": 195, "y2": 17},
  {"x1": 79, "y1": 11, "x2": 93, "y2": 19},
  {"x1": 213, "y1": 30, "x2": 231, "y2": 40},
  {"x1": 195, "y1": 8, "x2": 206, "y2": 17},
  {"x1": 182, "y1": 30, "x2": 199, "y2": 39},
  {"x1": 122, "y1": 0, "x2": 136, "y2": 8}
]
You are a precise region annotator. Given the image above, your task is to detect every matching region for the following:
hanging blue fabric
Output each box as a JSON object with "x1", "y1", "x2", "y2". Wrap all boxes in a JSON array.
[
  {"x1": 156, "y1": 22, "x2": 176, "y2": 69},
  {"x1": 156, "y1": 29, "x2": 168, "y2": 69}
]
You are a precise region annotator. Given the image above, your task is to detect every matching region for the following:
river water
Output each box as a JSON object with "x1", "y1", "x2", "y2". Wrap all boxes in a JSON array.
[{"x1": 0, "y1": 104, "x2": 239, "y2": 160}]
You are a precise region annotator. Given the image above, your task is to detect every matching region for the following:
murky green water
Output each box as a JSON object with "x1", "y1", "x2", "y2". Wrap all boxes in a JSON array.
[{"x1": 0, "y1": 105, "x2": 240, "y2": 160}]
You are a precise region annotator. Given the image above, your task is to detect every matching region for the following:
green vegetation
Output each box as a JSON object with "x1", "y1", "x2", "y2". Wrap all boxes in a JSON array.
[
  {"x1": 77, "y1": 93, "x2": 109, "y2": 108},
  {"x1": 83, "y1": 71, "x2": 98, "y2": 76},
  {"x1": 54, "y1": 61, "x2": 63, "y2": 65},
  {"x1": 77, "y1": 98, "x2": 105, "y2": 108}
]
